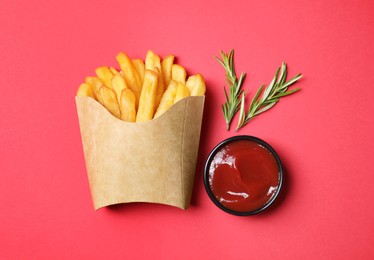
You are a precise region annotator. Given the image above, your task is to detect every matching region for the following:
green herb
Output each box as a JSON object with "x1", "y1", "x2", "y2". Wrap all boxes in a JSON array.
[
  {"x1": 214, "y1": 50, "x2": 246, "y2": 130},
  {"x1": 236, "y1": 62, "x2": 302, "y2": 130}
]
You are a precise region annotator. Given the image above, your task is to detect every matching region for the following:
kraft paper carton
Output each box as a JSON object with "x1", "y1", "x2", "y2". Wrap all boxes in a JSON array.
[{"x1": 76, "y1": 96, "x2": 205, "y2": 210}]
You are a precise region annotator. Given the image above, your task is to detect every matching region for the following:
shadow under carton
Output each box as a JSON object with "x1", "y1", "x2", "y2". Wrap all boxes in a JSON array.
[{"x1": 76, "y1": 96, "x2": 205, "y2": 210}]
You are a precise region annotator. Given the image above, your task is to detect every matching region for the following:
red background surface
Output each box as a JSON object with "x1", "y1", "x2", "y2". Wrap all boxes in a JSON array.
[{"x1": 1, "y1": 0, "x2": 373, "y2": 259}]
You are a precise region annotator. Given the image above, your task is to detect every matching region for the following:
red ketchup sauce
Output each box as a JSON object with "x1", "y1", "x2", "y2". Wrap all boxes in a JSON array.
[{"x1": 208, "y1": 139, "x2": 280, "y2": 213}]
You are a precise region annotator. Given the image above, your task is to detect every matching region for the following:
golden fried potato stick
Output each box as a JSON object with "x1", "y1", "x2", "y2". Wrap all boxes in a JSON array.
[
  {"x1": 76, "y1": 83, "x2": 95, "y2": 99},
  {"x1": 95, "y1": 66, "x2": 114, "y2": 89},
  {"x1": 85, "y1": 76, "x2": 104, "y2": 103},
  {"x1": 145, "y1": 50, "x2": 161, "y2": 71},
  {"x1": 161, "y1": 54, "x2": 174, "y2": 87},
  {"x1": 186, "y1": 74, "x2": 206, "y2": 96},
  {"x1": 174, "y1": 82, "x2": 190, "y2": 104},
  {"x1": 116, "y1": 52, "x2": 142, "y2": 103},
  {"x1": 119, "y1": 88, "x2": 136, "y2": 122},
  {"x1": 111, "y1": 72, "x2": 128, "y2": 104},
  {"x1": 154, "y1": 80, "x2": 178, "y2": 118},
  {"x1": 171, "y1": 64, "x2": 187, "y2": 84},
  {"x1": 144, "y1": 50, "x2": 165, "y2": 109},
  {"x1": 136, "y1": 70, "x2": 158, "y2": 122},
  {"x1": 99, "y1": 85, "x2": 121, "y2": 118},
  {"x1": 132, "y1": 59, "x2": 145, "y2": 84},
  {"x1": 154, "y1": 67, "x2": 165, "y2": 110},
  {"x1": 109, "y1": 67, "x2": 119, "y2": 75}
]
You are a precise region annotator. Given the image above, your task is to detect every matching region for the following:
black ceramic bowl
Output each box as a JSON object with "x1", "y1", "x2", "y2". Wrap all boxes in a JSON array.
[{"x1": 204, "y1": 135, "x2": 283, "y2": 216}]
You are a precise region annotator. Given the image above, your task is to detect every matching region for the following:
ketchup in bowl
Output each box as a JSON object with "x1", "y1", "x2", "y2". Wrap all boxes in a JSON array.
[{"x1": 204, "y1": 136, "x2": 283, "y2": 216}]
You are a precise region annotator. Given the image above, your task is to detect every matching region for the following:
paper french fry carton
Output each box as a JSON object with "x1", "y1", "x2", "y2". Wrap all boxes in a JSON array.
[{"x1": 76, "y1": 96, "x2": 205, "y2": 210}]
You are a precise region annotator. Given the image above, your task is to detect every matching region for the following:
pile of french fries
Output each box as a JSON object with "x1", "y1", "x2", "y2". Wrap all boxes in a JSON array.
[{"x1": 76, "y1": 50, "x2": 206, "y2": 122}]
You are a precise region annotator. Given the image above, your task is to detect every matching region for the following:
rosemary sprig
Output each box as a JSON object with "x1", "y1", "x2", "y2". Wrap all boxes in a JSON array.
[
  {"x1": 236, "y1": 62, "x2": 302, "y2": 130},
  {"x1": 214, "y1": 50, "x2": 246, "y2": 130}
]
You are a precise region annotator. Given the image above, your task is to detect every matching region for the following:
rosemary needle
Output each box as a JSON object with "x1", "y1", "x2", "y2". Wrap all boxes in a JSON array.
[{"x1": 214, "y1": 50, "x2": 246, "y2": 130}]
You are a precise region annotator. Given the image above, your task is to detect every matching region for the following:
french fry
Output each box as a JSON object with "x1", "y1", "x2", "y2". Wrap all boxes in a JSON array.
[
  {"x1": 76, "y1": 83, "x2": 95, "y2": 99},
  {"x1": 174, "y1": 82, "x2": 190, "y2": 104},
  {"x1": 111, "y1": 72, "x2": 128, "y2": 104},
  {"x1": 186, "y1": 74, "x2": 206, "y2": 96},
  {"x1": 109, "y1": 67, "x2": 119, "y2": 75},
  {"x1": 154, "y1": 67, "x2": 165, "y2": 110},
  {"x1": 145, "y1": 50, "x2": 161, "y2": 71},
  {"x1": 154, "y1": 80, "x2": 178, "y2": 118},
  {"x1": 119, "y1": 88, "x2": 136, "y2": 122},
  {"x1": 116, "y1": 52, "x2": 142, "y2": 103},
  {"x1": 85, "y1": 76, "x2": 104, "y2": 103},
  {"x1": 99, "y1": 85, "x2": 121, "y2": 118},
  {"x1": 95, "y1": 66, "x2": 114, "y2": 89},
  {"x1": 132, "y1": 59, "x2": 145, "y2": 84},
  {"x1": 136, "y1": 70, "x2": 158, "y2": 122},
  {"x1": 171, "y1": 64, "x2": 187, "y2": 84},
  {"x1": 144, "y1": 50, "x2": 165, "y2": 109},
  {"x1": 161, "y1": 54, "x2": 174, "y2": 87}
]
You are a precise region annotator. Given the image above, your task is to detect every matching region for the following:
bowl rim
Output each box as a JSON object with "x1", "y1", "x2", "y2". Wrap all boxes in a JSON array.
[{"x1": 203, "y1": 135, "x2": 284, "y2": 216}]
